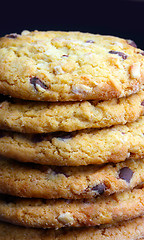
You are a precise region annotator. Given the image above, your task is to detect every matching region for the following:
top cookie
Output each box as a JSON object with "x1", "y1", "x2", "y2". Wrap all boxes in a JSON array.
[{"x1": 0, "y1": 31, "x2": 144, "y2": 101}]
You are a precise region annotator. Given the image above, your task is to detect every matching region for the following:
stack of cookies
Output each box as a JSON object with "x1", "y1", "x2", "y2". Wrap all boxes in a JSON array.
[{"x1": 0, "y1": 31, "x2": 144, "y2": 239}]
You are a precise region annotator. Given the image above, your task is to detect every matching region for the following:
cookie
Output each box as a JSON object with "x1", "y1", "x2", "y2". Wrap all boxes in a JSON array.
[
  {"x1": 1, "y1": 90, "x2": 144, "y2": 133},
  {"x1": 0, "y1": 116, "x2": 144, "y2": 166},
  {"x1": 0, "y1": 31, "x2": 144, "y2": 102},
  {"x1": 0, "y1": 216, "x2": 144, "y2": 240},
  {"x1": 0, "y1": 187, "x2": 144, "y2": 228},
  {"x1": 0, "y1": 156, "x2": 143, "y2": 199}
]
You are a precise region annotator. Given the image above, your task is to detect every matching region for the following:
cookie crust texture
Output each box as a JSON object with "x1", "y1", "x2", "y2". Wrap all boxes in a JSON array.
[
  {"x1": 0, "y1": 187, "x2": 144, "y2": 228},
  {"x1": 0, "y1": 216, "x2": 144, "y2": 240},
  {"x1": 0, "y1": 31, "x2": 144, "y2": 101},
  {"x1": 0, "y1": 156, "x2": 142, "y2": 199},
  {"x1": 1, "y1": 116, "x2": 144, "y2": 165},
  {"x1": 0, "y1": 90, "x2": 144, "y2": 133}
]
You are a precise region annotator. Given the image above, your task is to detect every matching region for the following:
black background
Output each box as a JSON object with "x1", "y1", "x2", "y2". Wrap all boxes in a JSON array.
[{"x1": 0, "y1": 0, "x2": 144, "y2": 49}]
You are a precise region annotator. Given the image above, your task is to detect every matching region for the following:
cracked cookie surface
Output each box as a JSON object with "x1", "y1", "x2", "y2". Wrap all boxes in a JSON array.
[
  {"x1": 0, "y1": 187, "x2": 144, "y2": 228},
  {"x1": 0, "y1": 31, "x2": 144, "y2": 101},
  {"x1": 0, "y1": 90, "x2": 144, "y2": 133},
  {"x1": 0, "y1": 156, "x2": 143, "y2": 199},
  {"x1": 1, "y1": 116, "x2": 144, "y2": 165}
]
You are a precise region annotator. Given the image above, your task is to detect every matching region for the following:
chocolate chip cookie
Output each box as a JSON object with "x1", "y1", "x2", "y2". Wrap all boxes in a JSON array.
[
  {"x1": 0, "y1": 116, "x2": 144, "y2": 165},
  {"x1": 0, "y1": 156, "x2": 143, "y2": 199},
  {"x1": 0, "y1": 187, "x2": 144, "y2": 228},
  {"x1": 0, "y1": 216, "x2": 144, "y2": 239},
  {"x1": 0, "y1": 90, "x2": 144, "y2": 133},
  {"x1": 0, "y1": 31, "x2": 144, "y2": 101}
]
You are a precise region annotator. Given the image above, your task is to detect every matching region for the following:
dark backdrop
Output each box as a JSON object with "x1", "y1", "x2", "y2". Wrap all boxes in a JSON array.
[{"x1": 0, "y1": 0, "x2": 144, "y2": 49}]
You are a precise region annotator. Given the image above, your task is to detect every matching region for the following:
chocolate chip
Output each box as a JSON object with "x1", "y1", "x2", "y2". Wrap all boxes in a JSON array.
[
  {"x1": 30, "y1": 77, "x2": 48, "y2": 91},
  {"x1": 62, "y1": 54, "x2": 69, "y2": 57},
  {"x1": 91, "y1": 183, "x2": 106, "y2": 195},
  {"x1": 109, "y1": 50, "x2": 127, "y2": 60},
  {"x1": 141, "y1": 101, "x2": 144, "y2": 106},
  {"x1": 127, "y1": 39, "x2": 137, "y2": 48},
  {"x1": 6, "y1": 33, "x2": 18, "y2": 39},
  {"x1": 86, "y1": 40, "x2": 95, "y2": 43},
  {"x1": 119, "y1": 167, "x2": 133, "y2": 183}
]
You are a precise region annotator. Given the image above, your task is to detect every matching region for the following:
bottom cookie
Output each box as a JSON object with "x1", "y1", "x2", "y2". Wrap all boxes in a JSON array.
[
  {"x1": 0, "y1": 216, "x2": 144, "y2": 240},
  {"x1": 0, "y1": 187, "x2": 144, "y2": 229}
]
